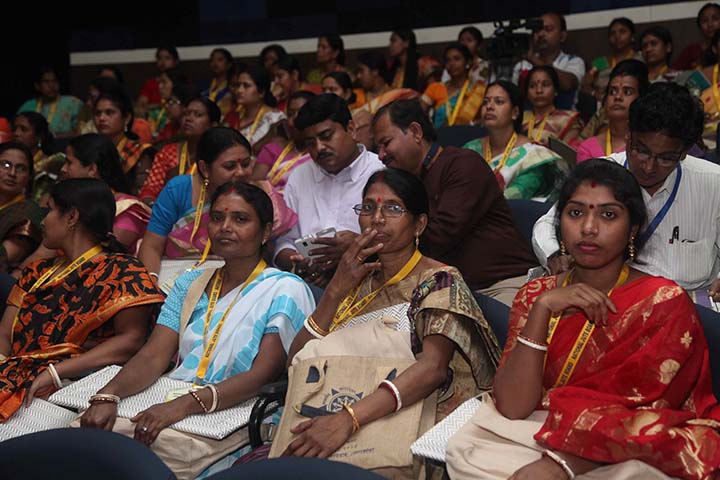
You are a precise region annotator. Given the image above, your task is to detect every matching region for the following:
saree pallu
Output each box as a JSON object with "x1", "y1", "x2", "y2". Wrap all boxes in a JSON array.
[
  {"x1": 148, "y1": 105, "x2": 169, "y2": 136},
  {"x1": 351, "y1": 88, "x2": 420, "y2": 116},
  {"x1": 334, "y1": 265, "x2": 501, "y2": 421},
  {"x1": 0, "y1": 254, "x2": 164, "y2": 420},
  {"x1": 240, "y1": 110, "x2": 286, "y2": 155},
  {"x1": 0, "y1": 199, "x2": 44, "y2": 272},
  {"x1": 500, "y1": 275, "x2": 720, "y2": 479},
  {"x1": 118, "y1": 138, "x2": 152, "y2": 174},
  {"x1": 114, "y1": 193, "x2": 152, "y2": 254},
  {"x1": 139, "y1": 142, "x2": 181, "y2": 201},
  {"x1": 164, "y1": 180, "x2": 297, "y2": 259},
  {"x1": 463, "y1": 141, "x2": 565, "y2": 200},
  {"x1": 521, "y1": 109, "x2": 583, "y2": 147},
  {"x1": 423, "y1": 82, "x2": 486, "y2": 128}
]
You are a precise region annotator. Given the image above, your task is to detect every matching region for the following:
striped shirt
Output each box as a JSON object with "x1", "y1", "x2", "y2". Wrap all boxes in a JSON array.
[{"x1": 532, "y1": 153, "x2": 720, "y2": 291}]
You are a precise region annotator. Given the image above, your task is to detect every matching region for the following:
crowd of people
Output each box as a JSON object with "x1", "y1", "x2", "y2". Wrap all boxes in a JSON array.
[{"x1": 1, "y1": 3, "x2": 720, "y2": 480}]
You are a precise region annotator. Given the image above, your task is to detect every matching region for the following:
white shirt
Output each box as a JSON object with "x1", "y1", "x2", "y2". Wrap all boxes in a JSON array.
[
  {"x1": 512, "y1": 51, "x2": 585, "y2": 108},
  {"x1": 274, "y1": 145, "x2": 384, "y2": 259},
  {"x1": 532, "y1": 153, "x2": 720, "y2": 291}
]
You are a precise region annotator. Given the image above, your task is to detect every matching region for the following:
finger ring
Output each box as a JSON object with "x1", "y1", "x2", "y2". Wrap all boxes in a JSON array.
[
  {"x1": 356, "y1": 255, "x2": 364, "y2": 263},
  {"x1": 141, "y1": 426, "x2": 148, "y2": 432}
]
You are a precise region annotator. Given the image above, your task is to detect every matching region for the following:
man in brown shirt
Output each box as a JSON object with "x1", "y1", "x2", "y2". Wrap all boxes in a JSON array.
[{"x1": 372, "y1": 99, "x2": 538, "y2": 304}]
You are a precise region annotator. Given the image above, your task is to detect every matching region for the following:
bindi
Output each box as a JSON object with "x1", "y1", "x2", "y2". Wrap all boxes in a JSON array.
[
  {"x1": 376, "y1": 197, "x2": 382, "y2": 203},
  {"x1": 589, "y1": 204, "x2": 595, "y2": 209},
  {"x1": 590, "y1": 181, "x2": 597, "y2": 188}
]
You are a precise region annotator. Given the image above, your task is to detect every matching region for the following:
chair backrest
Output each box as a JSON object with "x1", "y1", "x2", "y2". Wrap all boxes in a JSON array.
[
  {"x1": 435, "y1": 125, "x2": 487, "y2": 148},
  {"x1": 696, "y1": 305, "x2": 720, "y2": 400},
  {"x1": 473, "y1": 292, "x2": 510, "y2": 350},
  {"x1": 506, "y1": 199, "x2": 553, "y2": 248}
]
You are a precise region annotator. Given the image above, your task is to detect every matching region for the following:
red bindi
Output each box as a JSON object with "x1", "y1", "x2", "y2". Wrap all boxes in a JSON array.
[
  {"x1": 376, "y1": 197, "x2": 382, "y2": 203},
  {"x1": 223, "y1": 208, "x2": 228, "y2": 212},
  {"x1": 590, "y1": 181, "x2": 597, "y2": 188},
  {"x1": 589, "y1": 204, "x2": 595, "y2": 209}
]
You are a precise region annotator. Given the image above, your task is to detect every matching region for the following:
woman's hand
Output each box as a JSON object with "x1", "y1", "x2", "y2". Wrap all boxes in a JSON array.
[
  {"x1": 130, "y1": 401, "x2": 188, "y2": 446},
  {"x1": 25, "y1": 369, "x2": 57, "y2": 406},
  {"x1": 80, "y1": 402, "x2": 118, "y2": 431},
  {"x1": 509, "y1": 457, "x2": 569, "y2": 480},
  {"x1": 282, "y1": 411, "x2": 355, "y2": 458},
  {"x1": 325, "y1": 228, "x2": 383, "y2": 299},
  {"x1": 535, "y1": 282, "x2": 617, "y2": 326}
]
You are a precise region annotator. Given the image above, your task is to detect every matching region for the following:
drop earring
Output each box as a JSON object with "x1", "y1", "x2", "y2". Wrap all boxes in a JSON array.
[
  {"x1": 560, "y1": 241, "x2": 567, "y2": 256},
  {"x1": 414, "y1": 233, "x2": 420, "y2": 249},
  {"x1": 628, "y1": 236, "x2": 636, "y2": 261}
]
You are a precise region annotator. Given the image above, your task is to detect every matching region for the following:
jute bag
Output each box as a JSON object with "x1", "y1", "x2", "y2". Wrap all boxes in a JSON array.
[{"x1": 269, "y1": 314, "x2": 437, "y2": 479}]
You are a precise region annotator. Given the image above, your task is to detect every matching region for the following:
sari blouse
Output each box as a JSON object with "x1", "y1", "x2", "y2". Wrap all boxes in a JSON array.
[
  {"x1": 0, "y1": 254, "x2": 164, "y2": 420},
  {"x1": 157, "y1": 267, "x2": 315, "y2": 384},
  {"x1": 0, "y1": 199, "x2": 44, "y2": 272},
  {"x1": 337, "y1": 265, "x2": 501, "y2": 420},
  {"x1": 422, "y1": 81, "x2": 487, "y2": 128},
  {"x1": 501, "y1": 275, "x2": 720, "y2": 479}
]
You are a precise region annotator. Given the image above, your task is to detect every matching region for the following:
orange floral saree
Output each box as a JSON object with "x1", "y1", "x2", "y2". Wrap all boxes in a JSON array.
[
  {"x1": 0, "y1": 254, "x2": 164, "y2": 420},
  {"x1": 501, "y1": 275, "x2": 720, "y2": 479}
]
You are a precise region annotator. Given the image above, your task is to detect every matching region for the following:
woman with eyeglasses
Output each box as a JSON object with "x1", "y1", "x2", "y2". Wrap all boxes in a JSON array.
[
  {"x1": 279, "y1": 168, "x2": 500, "y2": 466},
  {"x1": 138, "y1": 97, "x2": 221, "y2": 204},
  {"x1": 0, "y1": 142, "x2": 44, "y2": 275},
  {"x1": 147, "y1": 68, "x2": 189, "y2": 141}
]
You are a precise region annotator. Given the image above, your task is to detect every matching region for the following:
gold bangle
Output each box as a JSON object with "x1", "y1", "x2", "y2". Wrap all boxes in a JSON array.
[
  {"x1": 189, "y1": 390, "x2": 210, "y2": 413},
  {"x1": 307, "y1": 315, "x2": 329, "y2": 336},
  {"x1": 342, "y1": 403, "x2": 360, "y2": 433}
]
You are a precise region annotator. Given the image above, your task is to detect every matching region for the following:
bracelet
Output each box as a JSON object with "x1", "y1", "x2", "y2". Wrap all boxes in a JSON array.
[
  {"x1": 341, "y1": 403, "x2": 361, "y2": 433},
  {"x1": 378, "y1": 380, "x2": 402, "y2": 412},
  {"x1": 149, "y1": 272, "x2": 159, "y2": 279},
  {"x1": 543, "y1": 449, "x2": 576, "y2": 479},
  {"x1": 205, "y1": 384, "x2": 219, "y2": 413},
  {"x1": 304, "y1": 315, "x2": 328, "y2": 338},
  {"x1": 189, "y1": 390, "x2": 210, "y2": 413},
  {"x1": 89, "y1": 393, "x2": 121, "y2": 405},
  {"x1": 47, "y1": 363, "x2": 62, "y2": 389},
  {"x1": 516, "y1": 334, "x2": 549, "y2": 352}
]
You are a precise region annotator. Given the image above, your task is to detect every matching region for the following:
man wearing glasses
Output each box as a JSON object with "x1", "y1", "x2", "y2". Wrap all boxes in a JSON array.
[{"x1": 533, "y1": 82, "x2": 720, "y2": 306}]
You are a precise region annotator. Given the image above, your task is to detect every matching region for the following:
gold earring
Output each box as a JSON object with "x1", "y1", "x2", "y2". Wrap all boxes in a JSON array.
[
  {"x1": 560, "y1": 241, "x2": 567, "y2": 256},
  {"x1": 628, "y1": 236, "x2": 636, "y2": 261},
  {"x1": 415, "y1": 233, "x2": 420, "y2": 249}
]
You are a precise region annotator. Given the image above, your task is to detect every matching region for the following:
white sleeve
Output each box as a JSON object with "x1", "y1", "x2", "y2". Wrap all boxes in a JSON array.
[
  {"x1": 559, "y1": 55, "x2": 586, "y2": 84},
  {"x1": 512, "y1": 61, "x2": 524, "y2": 84},
  {"x1": 272, "y1": 175, "x2": 301, "y2": 262},
  {"x1": 532, "y1": 202, "x2": 560, "y2": 267}
]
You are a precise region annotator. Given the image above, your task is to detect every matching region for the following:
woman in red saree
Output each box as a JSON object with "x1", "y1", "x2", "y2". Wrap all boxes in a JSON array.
[
  {"x1": 0, "y1": 178, "x2": 164, "y2": 421},
  {"x1": 446, "y1": 158, "x2": 720, "y2": 480}
]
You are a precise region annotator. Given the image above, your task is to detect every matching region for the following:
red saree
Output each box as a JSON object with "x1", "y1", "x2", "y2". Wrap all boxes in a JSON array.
[
  {"x1": 0, "y1": 254, "x2": 164, "y2": 420},
  {"x1": 502, "y1": 275, "x2": 720, "y2": 480}
]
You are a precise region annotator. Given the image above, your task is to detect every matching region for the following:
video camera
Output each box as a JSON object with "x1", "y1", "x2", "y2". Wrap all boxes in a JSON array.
[{"x1": 486, "y1": 17, "x2": 544, "y2": 81}]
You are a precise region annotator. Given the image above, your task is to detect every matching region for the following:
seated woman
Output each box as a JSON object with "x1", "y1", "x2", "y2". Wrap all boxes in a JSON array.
[
  {"x1": 352, "y1": 52, "x2": 418, "y2": 116},
  {"x1": 222, "y1": 65, "x2": 285, "y2": 154},
  {"x1": 420, "y1": 42, "x2": 486, "y2": 128},
  {"x1": 148, "y1": 68, "x2": 190, "y2": 141},
  {"x1": 0, "y1": 178, "x2": 163, "y2": 421},
  {"x1": 446, "y1": 159, "x2": 720, "y2": 480},
  {"x1": 640, "y1": 26, "x2": 677, "y2": 84},
  {"x1": 281, "y1": 168, "x2": 500, "y2": 457},
  {"x1": 0, "y1": 143, "x2": 44, "y2": 275},
  {"x1": 251, "y1": 91, "x2": 315, "y2": 191},
  {"x1": 522, "y1": 66, "x2": 583, "y2": 148},
  {"x1": 321, "y1": 71, "x2": 358, "y2": 109},
  {"x1": 577, "y1": 59, "x2": 648, "y2": 163},
  {"x1": 139, "y1": 97, "x2": 220, "y2": 204},
  {"x1": 138, "y1": 127, "x2": 297, "y2": 277},
  {"x1": 200, "y1": 48, "x2": 234, "y2": 117},
  {"x1": 306, "y1": 34, "x2": 349, "y2": 85},
  {"x1": 80, "y1": 180, "x2": 315, "y2": 478},
  {"x1": 272, "y1": 55, "x2": 321, "y2": 114},
  {"x1": 464, "y1": 81, "x2": 564, "y2": 200}
]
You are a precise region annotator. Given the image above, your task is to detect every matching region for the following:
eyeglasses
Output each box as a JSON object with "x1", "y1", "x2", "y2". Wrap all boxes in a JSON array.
[
  {"x1": 628, "y1": 139, "x2": 684, "y2": 168},
  {"x1": 0, "y1": 160, "x2": 29, "y2": 174},
  {"x1": 353, "y1": 203, "x2": 408, "y2": 217}
]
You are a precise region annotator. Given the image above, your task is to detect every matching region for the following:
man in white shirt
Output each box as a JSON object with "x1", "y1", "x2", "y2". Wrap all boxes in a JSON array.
[
  {"x1": 512, "y1": 12, "x2": 585, "y2": 110},
  {"x1": 274, "y1": 94, "x2": 384, "y2": 285},
  {"x1": 532, "y1": 83, "x2": 720, "y2": 304}
]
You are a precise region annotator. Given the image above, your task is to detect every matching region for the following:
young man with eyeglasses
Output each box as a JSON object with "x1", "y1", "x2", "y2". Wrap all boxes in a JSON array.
[
  {"x1": 371, "y1": 99, "x2": 538, "y2": 305},
  {"x1": 533, "y1": 82, "x2": 720, "y2": 306}
]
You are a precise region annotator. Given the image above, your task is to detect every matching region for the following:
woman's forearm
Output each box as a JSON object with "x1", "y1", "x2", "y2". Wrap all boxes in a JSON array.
[
  {"x1": 287, "y1": 287, "x2": 344, "y2": 363},
  {"x1": 493, "y1": 303, "x2": 552, "y2": 419},
  {"x1": 93, "y1": 345, "x2": 171, "y2": 399}
]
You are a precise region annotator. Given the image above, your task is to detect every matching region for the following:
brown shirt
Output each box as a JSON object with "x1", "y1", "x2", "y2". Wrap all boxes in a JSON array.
[{"x1": 420, "y1": 146, "x2": 538, "y2": 289}]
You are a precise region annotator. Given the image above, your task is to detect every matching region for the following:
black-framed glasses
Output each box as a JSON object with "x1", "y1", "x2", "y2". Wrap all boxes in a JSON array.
[
  {"x1": 0, "y1": 160, "x2": 29, "y2": 174},
  {"x1": 628, "y1": 138, "x2": 684, "y2": 168},
  {"x1": 353, "y1": 203, "x2": 408, "y2": 217}
]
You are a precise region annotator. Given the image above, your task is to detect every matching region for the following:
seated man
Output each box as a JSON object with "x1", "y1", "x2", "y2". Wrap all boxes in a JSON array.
[
  {"x1": 512, "y1": 12, "x2": 585, "y2": 110},
  {"x1": 533, "y1": 82, "x2": 720, "y2": 305},
  {"x1": 274, "y1": 94, "x2": 384, "y2": 285},
  {"x1": 372, "y1": 99, "x2": 538, "y2": 305}
]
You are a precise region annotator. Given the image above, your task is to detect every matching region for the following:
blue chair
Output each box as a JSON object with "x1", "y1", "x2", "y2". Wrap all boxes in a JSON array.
[
  {"x1": 506, "y1": 199, "x2": 553, "y2": 248},
  {"x1": 206, "y1": 457, "x2": 384, "y2": 479},
  {"x1": 696, "y1": 305, "x2": 720, "y2": 400},
  {"x1": 436, "y1": 125, "x2": 487, "y2": 148},
  {"x1": 473, "y1": 292, "x2": 510, "y2": 350},
  {"x1": 0, "y1": 428, "x2": 175, "y2": 480}
]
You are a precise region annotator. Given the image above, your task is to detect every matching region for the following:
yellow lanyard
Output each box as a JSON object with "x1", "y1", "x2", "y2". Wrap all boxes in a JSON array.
[
  {"x1": 545, "y1": 264, "x2": 630, "y2": 388},
  {"x1": 190, "y1": 175, "x2": 207, "y2": 246},
  {"x1": 36, "y1": 98, "x2": 59, "y2": 125},
  {"x1": 605, "y1": 129, "x2": 612, "y2": 156},
  {"x1": 0, "y1": 194, "x2": 24, "y2": 212},
  {"x1": 712, "y1": 64, "x2": 720, "y2": 116},
  {"x1": 652, "y1": 65, "x2": 669, "y2": 81},
  {"x1": 331, "y1": 250, "x2": 423, "y2": 332},
  {"x1": 116, "y1": 136, "x2": 128, "y2": 157},
  {"x1": 610, "y1": 51, "x2": 634, "y2": 69},
  {"x1": 208, "y1": 78, "x2": 226, "y2": 102},
  {"x1": 268, "y1": 142, "x2": 305, "y2": 186},
  {"x1": 246, "y1": 106, "x2": 267, "y2": 142},
  {"x1": 527, "y1": 108, "x2": 555, "y2": 142},
  {"x1": 155, "y1": 106, "x2": 167, "y2": 129},
  {"x1": 195, "y1": 260, "x2": 267, "y2": 383},
  {"x1": 484, "y1": 132, "x2": 518, "y2": 174},
  {"x1": 178, "y1": 142, "x2": 196, "y2": 175},
  {"x1": 446, "y1": 79, "x2": 470, "y2": 126}
]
